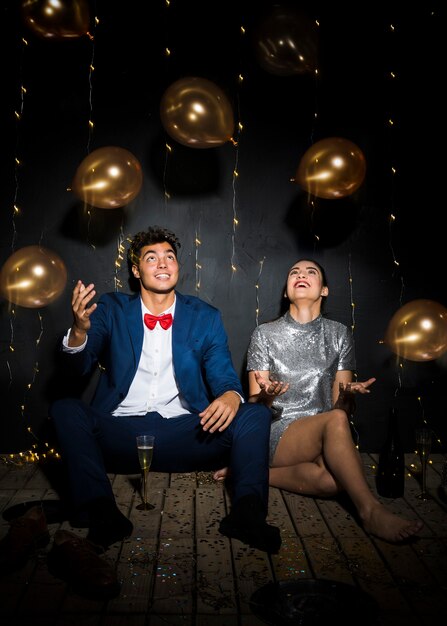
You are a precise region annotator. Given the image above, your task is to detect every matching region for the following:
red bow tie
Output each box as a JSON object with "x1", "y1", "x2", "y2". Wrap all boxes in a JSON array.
[{"x1": 144, "y1": 313, "x2": 173, "y2": 330}]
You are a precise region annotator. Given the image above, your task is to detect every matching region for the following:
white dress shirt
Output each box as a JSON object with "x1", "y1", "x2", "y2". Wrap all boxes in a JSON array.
[{"x1": 112, "y1": 299, "x2": 192, "y2": 417}]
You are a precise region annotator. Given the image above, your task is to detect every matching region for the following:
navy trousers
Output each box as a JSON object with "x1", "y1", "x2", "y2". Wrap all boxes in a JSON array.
[{"x1": 50, "y1": 399, "x2": 272, "y2": 516}]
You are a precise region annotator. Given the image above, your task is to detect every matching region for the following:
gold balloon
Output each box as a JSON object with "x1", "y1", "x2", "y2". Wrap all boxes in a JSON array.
[
  {"x1": 21, "y1": 0, "x2": 90, "y2": 39},
  {"x1": 253, "y1": 8, "x2": 318, "y2": 76},
  {"x1": 295, "y1": 137, "x2": 366, "y2": 199},
  {"x1": 0, "y1": 246, "x2": 67, "y2": 308},
  {"x1": 72, "y1": 146, "x2": 143, "y2": 209},
  {"x1": 160, "y1": 77, "x2": 235, "y2": 149},
  {"x1": 385, "y1": 299, "x2": 447, "y2": 362}
]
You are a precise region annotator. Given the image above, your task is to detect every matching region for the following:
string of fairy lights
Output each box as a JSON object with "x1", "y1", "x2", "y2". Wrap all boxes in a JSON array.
[
  {"x1": 346, "y1": 253, "x2": 361, "y2": 446},
  {"x1": 83, "y1": 15, "x2": 99, "y2": 252},
  {"x1": 382, "y1": 16, "x2": 443, "y2": 462},
  {"x1": 2, "y1": 30, "x2": 46, "y2": 465},
  {"x1": 234, "y1": 20, "x2": 269, "y2": 331},
  {"x1": 229, "y1": 32, "x2": 246, "y2": 279},
  {"x1": 254, "y1": 257, "x2": 266, "y2": 327},
  {"x1": 5, "y1": 34, "x2": 28, "y2": 434},
  {"x1": 194, "y1": 231, "x2": 202, "y2": 292},
  {"x1": 230, "y1": 131, "x2": 240, "y2": 278},
  {"x1": 2, "y1": 8, "x2": 100, "y2": 465}
]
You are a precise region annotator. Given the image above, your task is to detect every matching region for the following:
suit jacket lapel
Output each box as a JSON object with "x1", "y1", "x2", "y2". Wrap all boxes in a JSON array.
[
  {"x1": 124, "y1": 294, "x2": 144, "y2": 364},
  {"x1": 172, "y1": 291, "x2": 194, "y2": 363}
]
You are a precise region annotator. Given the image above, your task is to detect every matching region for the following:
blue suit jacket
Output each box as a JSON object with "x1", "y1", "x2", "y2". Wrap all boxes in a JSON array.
[{"x1": 62, "y1": 290, "x2": 244, "y2": 414}]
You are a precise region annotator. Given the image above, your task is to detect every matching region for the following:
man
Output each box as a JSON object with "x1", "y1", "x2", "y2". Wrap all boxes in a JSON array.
[{"x1": 50, "y1": 225, "x2": 280, "y2": 556}]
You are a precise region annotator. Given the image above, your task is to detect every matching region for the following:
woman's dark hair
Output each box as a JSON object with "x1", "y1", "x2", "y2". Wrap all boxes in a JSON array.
[
  {"x1": 279, "y1": 257, "x2": 328, "y2": 315},
  {"x1": 127, "y1": 226, "x2": 181, "y2": 266}
]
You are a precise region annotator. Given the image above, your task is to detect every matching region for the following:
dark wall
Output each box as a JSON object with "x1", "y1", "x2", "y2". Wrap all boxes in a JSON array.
[{"x1": 1, "y1": 1, "x2": 446, "y2": 454}]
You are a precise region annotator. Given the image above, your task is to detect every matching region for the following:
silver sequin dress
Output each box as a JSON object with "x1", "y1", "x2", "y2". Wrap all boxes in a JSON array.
[{"x1": 247, "y1": 312, "x2": 356, "y2": 464}]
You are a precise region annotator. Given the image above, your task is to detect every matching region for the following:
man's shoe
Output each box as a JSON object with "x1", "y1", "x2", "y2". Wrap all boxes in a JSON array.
[
  {"x1": 47, "y1": 530, "x2": 121, "y2": 599},
  {"x1": 0, "y1": 505, "x2": 49, "y2": 574},
  {"x1": 86, "y1": 497, "x2": 133, "y2": 550},
  {"x1": 219, "y1": 495, "x2": 281, "y2": 554}
]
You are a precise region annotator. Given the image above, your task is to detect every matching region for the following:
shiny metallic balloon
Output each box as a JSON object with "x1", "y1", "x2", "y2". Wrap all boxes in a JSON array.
[
  {"x1": 160, "y1": 77, "x2": 235, "y2": 148},
  {"x1": 21, "y1": 0, "x2": 90, "y2": 39},
  {"x1": 72, "y1": 146, "x2": 143, "y2": 209},
  {"x1": 296, "y1": 137, "x2": 366, "y2": 199},
  {"x1": 0, "y1": 246, "x2": 67, "y2": 308},
  {"x1": 385, "y1": 299, "x2": 447, "y2": 362},
  {"x1": 253, "y1": 7, "x2": 318, "y2": 76}
]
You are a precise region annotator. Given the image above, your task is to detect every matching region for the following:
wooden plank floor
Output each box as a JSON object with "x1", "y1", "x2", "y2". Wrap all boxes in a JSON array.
[{"x1": 1, "y1": 453, "x2": 446, "y2": 626}]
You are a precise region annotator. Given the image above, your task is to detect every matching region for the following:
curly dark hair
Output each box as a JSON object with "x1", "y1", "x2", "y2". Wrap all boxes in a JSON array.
[{"x1": 128, "y1": 226, "x2": 181, "y2": 266}]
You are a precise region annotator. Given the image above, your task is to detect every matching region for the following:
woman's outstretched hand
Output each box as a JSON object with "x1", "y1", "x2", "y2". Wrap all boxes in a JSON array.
[
  {"x1": 254, "y1": 371, "x2": 290, "y2": 397},
  {"x1": 335, "y1": 378, "x2": 376, "y2": 416},
  {"x1": 340, "y1": 378, "x2": 376, "y2": 394}
]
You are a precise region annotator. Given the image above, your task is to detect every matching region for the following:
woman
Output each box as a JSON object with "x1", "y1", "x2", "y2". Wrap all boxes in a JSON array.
[{"x1": 215, "y1": 258, "x2": 423, "y2": 542}]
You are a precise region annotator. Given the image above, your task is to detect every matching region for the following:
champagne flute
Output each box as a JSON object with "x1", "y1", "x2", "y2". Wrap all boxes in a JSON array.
[
  {"x1": 136, "y1": 434, "x2": 155, "y2": 510},
  {"x1": 415, "y1": 428, "x2": 432, "y2": 500}
]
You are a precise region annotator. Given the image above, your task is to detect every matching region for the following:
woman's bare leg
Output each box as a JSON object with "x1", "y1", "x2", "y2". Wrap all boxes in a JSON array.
[{"x1": 271, "y1": 409, "x2": 423, "y2": 542}]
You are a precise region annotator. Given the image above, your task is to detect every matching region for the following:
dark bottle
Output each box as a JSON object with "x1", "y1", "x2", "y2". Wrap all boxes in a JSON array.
[{"x1": 376, "y1": 408, "x2": 405, "y2": 498}]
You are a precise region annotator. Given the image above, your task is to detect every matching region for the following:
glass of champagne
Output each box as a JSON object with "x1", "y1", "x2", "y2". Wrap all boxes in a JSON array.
[
  {"x1": 415, "y1": 428, "x2": 432, "y2": 500},
  {"x1": 136, "y1": 434, "x2": 155, "y2": 510}
]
